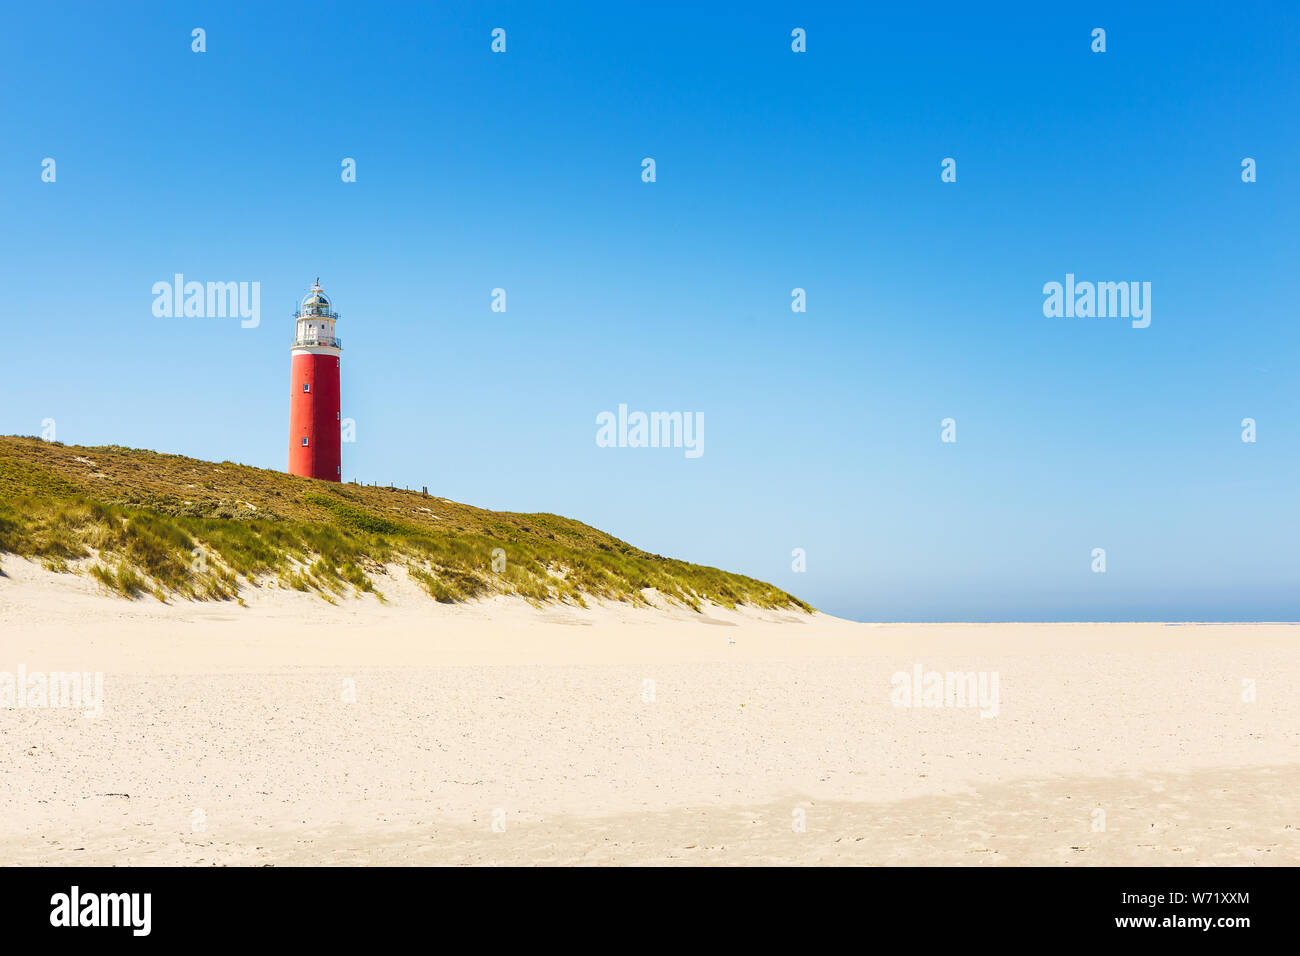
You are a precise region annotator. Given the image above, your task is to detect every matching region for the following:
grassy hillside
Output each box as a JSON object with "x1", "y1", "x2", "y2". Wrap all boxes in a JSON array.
[{"x1": 0, "y1": 436, "x2": 811, "y2": 611}]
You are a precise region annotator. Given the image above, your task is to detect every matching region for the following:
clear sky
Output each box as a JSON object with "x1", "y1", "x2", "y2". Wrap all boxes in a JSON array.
[{"x1": 2, "y1": 2, "x2": 1297, "y2": 621}]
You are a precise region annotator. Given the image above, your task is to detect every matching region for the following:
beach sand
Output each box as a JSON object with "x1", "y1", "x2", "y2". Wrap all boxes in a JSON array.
[{"x1": 2, "y1": 556, "x2": 1297, "y2": 866}]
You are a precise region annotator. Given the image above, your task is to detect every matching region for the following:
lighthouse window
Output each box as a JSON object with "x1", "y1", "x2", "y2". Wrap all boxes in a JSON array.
[
  {"x1": 303, "y1": 383, "x2": 310, "y2": 393},
  {"x1": 301, "y1": 437, "x2": 309, "y2": 447}
]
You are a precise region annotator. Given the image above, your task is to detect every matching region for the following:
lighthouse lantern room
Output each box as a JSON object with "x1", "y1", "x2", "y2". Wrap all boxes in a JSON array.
[{"x1": 288, "y1": 278, "x2": 343, "y2": 481}]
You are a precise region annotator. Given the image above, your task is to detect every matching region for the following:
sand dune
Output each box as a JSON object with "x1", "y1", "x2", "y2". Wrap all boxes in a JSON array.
[{"x1": 2, "y1": 557, "x2": 1297, "y2": 865}]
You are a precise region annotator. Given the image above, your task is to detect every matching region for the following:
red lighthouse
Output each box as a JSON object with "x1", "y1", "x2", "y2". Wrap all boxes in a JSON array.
[{"x1": 288, "y1": 279, "x2": 343, "y2": 481}]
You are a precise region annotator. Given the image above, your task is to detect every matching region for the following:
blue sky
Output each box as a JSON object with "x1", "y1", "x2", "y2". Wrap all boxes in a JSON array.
[{"x1": 2, "y1": 2, "x2": 1297, "y2": 621}]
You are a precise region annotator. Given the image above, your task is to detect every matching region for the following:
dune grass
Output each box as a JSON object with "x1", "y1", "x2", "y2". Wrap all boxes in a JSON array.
[{"x1": 0, "y1": 435, "x2": 812, "y2": 612}]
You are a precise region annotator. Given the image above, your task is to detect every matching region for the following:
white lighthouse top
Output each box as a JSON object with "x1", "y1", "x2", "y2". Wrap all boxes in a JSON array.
[
  {"x1": 292, "y1": 278, "x2": 341, "y2": 351},
  {"x1": 300, "y1": 278, "x2": 333, "y2": 316}
]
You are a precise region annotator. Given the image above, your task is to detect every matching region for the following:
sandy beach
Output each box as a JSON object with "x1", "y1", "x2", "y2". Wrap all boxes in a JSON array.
[{"x1": 2, "y1": 556, "x2": 1297, "y2": 866}]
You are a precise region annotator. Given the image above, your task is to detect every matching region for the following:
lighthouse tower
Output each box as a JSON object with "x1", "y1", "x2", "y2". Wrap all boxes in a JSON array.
[{"x1": 288, "y1": 279, "x2": 343, "y2": 481}]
